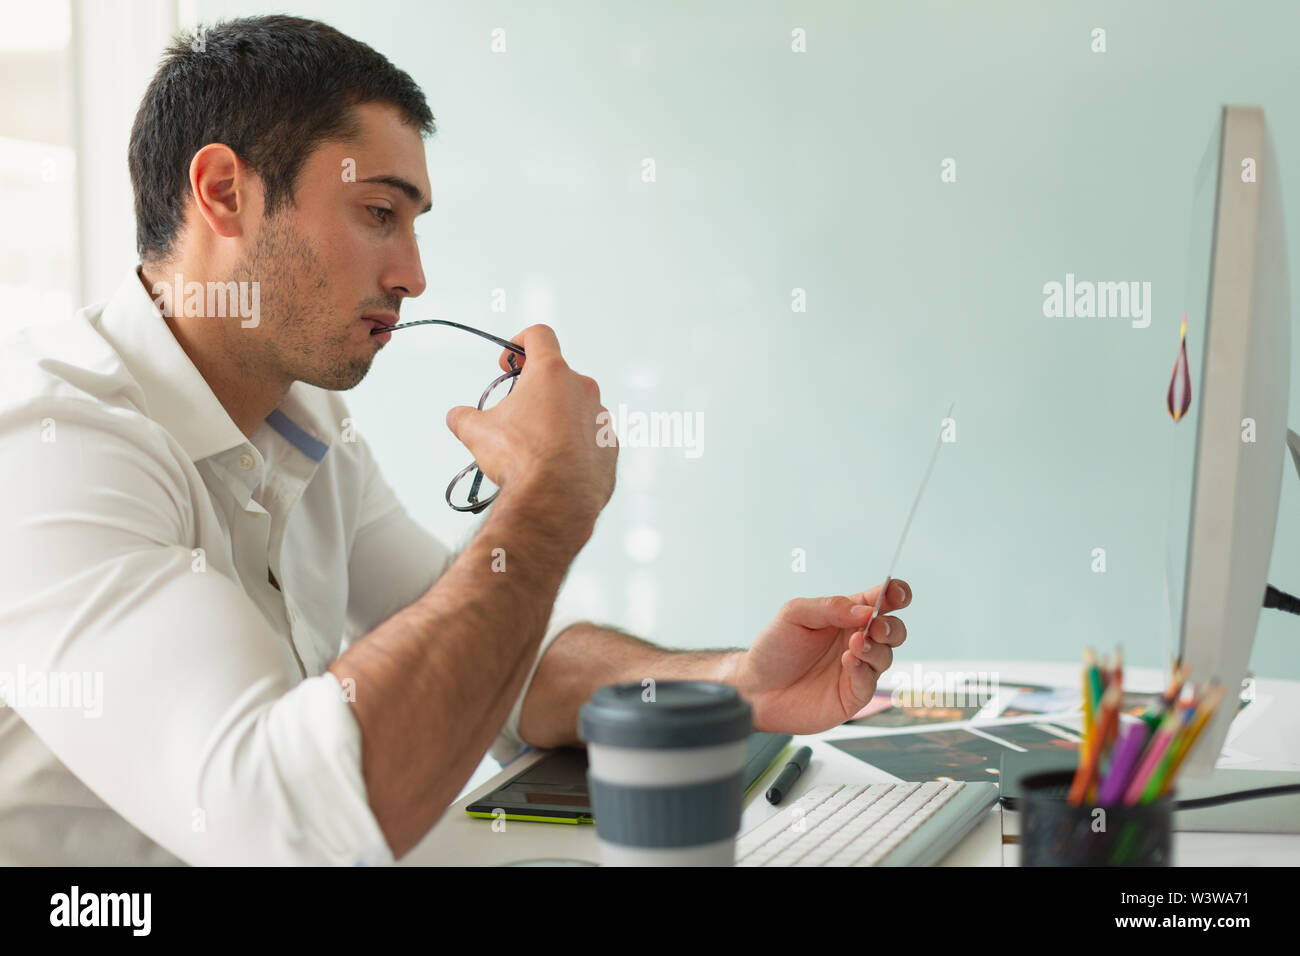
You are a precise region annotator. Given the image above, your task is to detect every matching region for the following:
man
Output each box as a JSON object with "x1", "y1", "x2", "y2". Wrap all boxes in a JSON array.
[{"x1": 0, "y1": 15, "x2": 910, "y2": 865}]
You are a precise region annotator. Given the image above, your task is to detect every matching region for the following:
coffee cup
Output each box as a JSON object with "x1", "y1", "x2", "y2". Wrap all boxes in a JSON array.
[{"x1": 578, "y1": 680, "x2": 753, "y2": 866}]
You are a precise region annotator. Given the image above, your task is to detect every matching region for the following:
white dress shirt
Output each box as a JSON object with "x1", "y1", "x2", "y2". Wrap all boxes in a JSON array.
[{"x1": 0, "y1": 266, "x2": 577, "y2": 865}]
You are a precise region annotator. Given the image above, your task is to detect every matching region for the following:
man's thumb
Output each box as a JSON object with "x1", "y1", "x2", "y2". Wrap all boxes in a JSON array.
[{"x1": 445, "y1": 405, "x2": 478, "y2": 441}]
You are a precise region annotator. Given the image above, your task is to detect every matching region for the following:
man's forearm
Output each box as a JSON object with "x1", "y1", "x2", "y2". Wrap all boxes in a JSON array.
[
  {"x1": 516, "y1": 623, "x2": 744, "y2": 749},
  {"x1": 329, "y1": 485, "x2": 589, "y2": 860}
]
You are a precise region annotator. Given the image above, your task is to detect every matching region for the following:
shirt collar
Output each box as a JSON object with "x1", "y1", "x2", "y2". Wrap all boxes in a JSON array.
[{"x1": 96, "y1": 265, "x2": 332, "y2": 465}]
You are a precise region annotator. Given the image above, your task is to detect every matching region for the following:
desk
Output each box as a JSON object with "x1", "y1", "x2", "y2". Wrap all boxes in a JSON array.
[{"x1": 400, "y1": 659, "x2": 1300, "y2": 866}]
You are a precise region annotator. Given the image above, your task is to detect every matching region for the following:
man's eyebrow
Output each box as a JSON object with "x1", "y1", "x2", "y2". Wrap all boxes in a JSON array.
[{"x1": 358, "y1": 174, "x2": 433, "y2": 214}]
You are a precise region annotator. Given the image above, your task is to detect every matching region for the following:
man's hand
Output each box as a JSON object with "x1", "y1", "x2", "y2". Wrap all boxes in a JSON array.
[
  {"x1": 730, "y1": 580, "x2": 911, "y2": 734},
  {"x1": 445, "y1": 324, "x2": 617, "y2": 533}
]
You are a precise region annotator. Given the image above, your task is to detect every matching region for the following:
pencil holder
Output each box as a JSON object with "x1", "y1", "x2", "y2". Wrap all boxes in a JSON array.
[{"x1": 1018, "y1": 770, "x2": 1173, "y2": 866}]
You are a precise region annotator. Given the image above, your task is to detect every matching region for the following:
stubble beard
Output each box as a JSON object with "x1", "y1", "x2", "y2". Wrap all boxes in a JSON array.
[{"x1": 232, "y1": 210, "x2": 375, "y2": 393}]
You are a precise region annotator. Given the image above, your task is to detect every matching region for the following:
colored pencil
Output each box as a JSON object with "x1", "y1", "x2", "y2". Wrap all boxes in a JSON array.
[
  {"x1": 1089, "y1": 654, "x2": 1121, "y2": 803},
  {"x1": 1082, "y1": 648, "x2": 1096, "y2": 738},
  {"x1": 1139, "y1": 701, "x2": 1197, "y2": 804},
  {"x1": 1141, "y1": 663, "x2": 1189, "y2": 732},
  {"x1": 1089, "y1": 654, "x2": 1106, "y2": 713},
  {"x1": 1069, "y1": 683, "x2": 1121, "y2": 805},
  {"x1": 1096, "y1": 719, "x2": 1151, "y2": 805},
  {"x1": 1156, "y1": 683, "x2": 1227, "y2": 797},
  {"x1": 1122, "y1": 708, "x2": 1182, "y2": 805}
]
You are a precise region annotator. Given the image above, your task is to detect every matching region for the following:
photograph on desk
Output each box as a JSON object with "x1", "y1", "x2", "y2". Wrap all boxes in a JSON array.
[
  {"x1": 978, "y1": 722, "x2": 1083, "y2": 752},
  {"x1": 829, "y1": 722, "x2": 1081, "y2": 784},
  {"x1": 846, "y1": 679, "x2": 1083, "y2": 727},
  {"x1": 844, "y1": 688, "x2": 985, "y2": 728},
  {"x1": 997, "y1": 683, "x2": 1084, "y2": 718}
]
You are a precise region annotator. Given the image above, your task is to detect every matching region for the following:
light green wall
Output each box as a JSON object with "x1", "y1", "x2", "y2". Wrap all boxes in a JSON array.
[{"x1": 196, "y1": 0, "x2": 1300, "y2": 680}]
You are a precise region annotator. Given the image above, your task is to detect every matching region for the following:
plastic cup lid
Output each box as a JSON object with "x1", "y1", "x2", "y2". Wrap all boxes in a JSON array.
[{"x1": 578, "y1": 680, "x2": 752, "y2": 749}]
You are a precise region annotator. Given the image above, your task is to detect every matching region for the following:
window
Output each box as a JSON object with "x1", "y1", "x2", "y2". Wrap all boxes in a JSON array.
[{"x1": 0, "y1": 0, "x2": 76, "y2": 332}]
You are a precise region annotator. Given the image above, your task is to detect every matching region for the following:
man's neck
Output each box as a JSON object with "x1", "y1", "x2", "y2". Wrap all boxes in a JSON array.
[{"x1": 138, "y1": 262, "x2": 290, "y2": 440}]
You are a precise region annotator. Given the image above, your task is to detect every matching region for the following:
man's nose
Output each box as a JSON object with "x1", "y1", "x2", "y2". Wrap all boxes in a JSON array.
[{"x1": 387, "y1": 235, "x2": 426, "y2": 300}]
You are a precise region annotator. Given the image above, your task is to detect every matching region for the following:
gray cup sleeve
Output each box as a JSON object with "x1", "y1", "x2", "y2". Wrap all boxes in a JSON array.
[{"x1": 588, "y1": 772, "x2": 744, "y2": 848}]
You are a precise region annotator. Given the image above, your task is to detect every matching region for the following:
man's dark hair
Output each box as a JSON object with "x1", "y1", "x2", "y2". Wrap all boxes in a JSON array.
[{"x1": 128, "y1": 14, "x2": 435, "y2": 262}]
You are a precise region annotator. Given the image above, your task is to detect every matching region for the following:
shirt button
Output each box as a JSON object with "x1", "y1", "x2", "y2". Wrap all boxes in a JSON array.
[
  {"x1": 288, "y1": 606, "x2": 298, "y2": 625},
  {"x1": 238, "y1": 452, "x2": 254, "y2": 470}
]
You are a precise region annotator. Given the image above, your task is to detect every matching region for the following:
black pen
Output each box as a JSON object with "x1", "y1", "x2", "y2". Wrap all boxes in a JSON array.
[{"x1": 765, "y1": 745, "x2": 813, "y2": 805}]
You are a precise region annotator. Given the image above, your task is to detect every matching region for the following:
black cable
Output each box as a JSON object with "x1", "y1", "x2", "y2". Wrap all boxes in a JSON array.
[
  {"x1": 1171, "y1": 783, "x2": 1300, "y2": 810},
  {"x1": 1264, "y1": 584, "x2": 1300, "y2": 615},
  {"x1": 999, "y1": 783, "x2": 1300, "y2": 812}
]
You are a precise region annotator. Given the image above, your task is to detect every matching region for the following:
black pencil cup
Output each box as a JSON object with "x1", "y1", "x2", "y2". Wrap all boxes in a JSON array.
[{"x1": 1018, "y1": 770, "x2": 1174, "y2": 866}]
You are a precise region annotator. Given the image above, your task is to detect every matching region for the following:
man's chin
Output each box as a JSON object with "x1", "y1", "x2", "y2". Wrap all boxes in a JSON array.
[{"x1": 300, "y1": 357, "x2": 373, "y2": 392}]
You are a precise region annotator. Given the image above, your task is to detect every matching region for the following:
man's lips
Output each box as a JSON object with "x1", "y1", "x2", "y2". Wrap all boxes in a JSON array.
[{"x1": 363, "y1": 315, "x2": 398, "y2": 335}]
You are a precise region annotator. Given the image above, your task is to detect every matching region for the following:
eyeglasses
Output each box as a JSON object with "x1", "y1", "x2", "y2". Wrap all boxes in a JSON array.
[{"x1": 372, "y1": 318, "x2": 526, "y2": 513}]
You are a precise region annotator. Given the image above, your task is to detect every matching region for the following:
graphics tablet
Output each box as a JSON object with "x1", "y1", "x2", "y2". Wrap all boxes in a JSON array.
[{"x1": 466, "y1": 732, "x2": 794, "y2": 824}]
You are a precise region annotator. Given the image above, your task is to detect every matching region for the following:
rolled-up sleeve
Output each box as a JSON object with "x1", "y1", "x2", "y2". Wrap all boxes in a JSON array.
[
  {"x1": 0, "y1": 400, "x2": 392, "y2": 865},
  {"x1": 341, "y1": 429, "x2": 581, "y2": 769}
]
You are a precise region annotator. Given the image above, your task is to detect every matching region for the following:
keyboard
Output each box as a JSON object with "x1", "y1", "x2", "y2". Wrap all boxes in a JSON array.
[{"x1": 735, "y1": 780, "x2": 998, "y2": 866}]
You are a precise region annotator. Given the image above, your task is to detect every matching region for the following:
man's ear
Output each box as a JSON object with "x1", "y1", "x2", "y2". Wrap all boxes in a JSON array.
[{"x1": 187, "y1": 143, "x2": 257, "y2": 242}]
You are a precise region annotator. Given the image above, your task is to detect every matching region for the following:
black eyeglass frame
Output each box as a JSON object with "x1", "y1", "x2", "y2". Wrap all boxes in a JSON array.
[{"x1": 371, "y1": 318, "x2": 526, "y2": 514}]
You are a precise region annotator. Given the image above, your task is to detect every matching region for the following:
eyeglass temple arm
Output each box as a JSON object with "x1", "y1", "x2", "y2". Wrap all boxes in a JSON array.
[
  {"x1": 380, "y1": 318, "x2": 526, "y2": 359},
  {"x1": 467, "y1": 469, "x2": 485, "y2": 505}
]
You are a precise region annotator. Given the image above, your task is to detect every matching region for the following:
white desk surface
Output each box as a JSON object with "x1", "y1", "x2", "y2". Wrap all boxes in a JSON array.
[{"x1": 400, "y1": 659, "x2": 1300, "y2": 866}]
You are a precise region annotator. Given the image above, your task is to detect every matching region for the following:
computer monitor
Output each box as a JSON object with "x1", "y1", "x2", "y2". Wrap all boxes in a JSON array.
[{"x1": 1174, "y1": 106, "x2": 1291, "y2": 775}]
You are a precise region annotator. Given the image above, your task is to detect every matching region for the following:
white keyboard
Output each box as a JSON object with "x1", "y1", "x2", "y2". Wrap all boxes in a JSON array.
[{"x1": 736, "y1": 781, "x2": 993, "y2": 867}]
